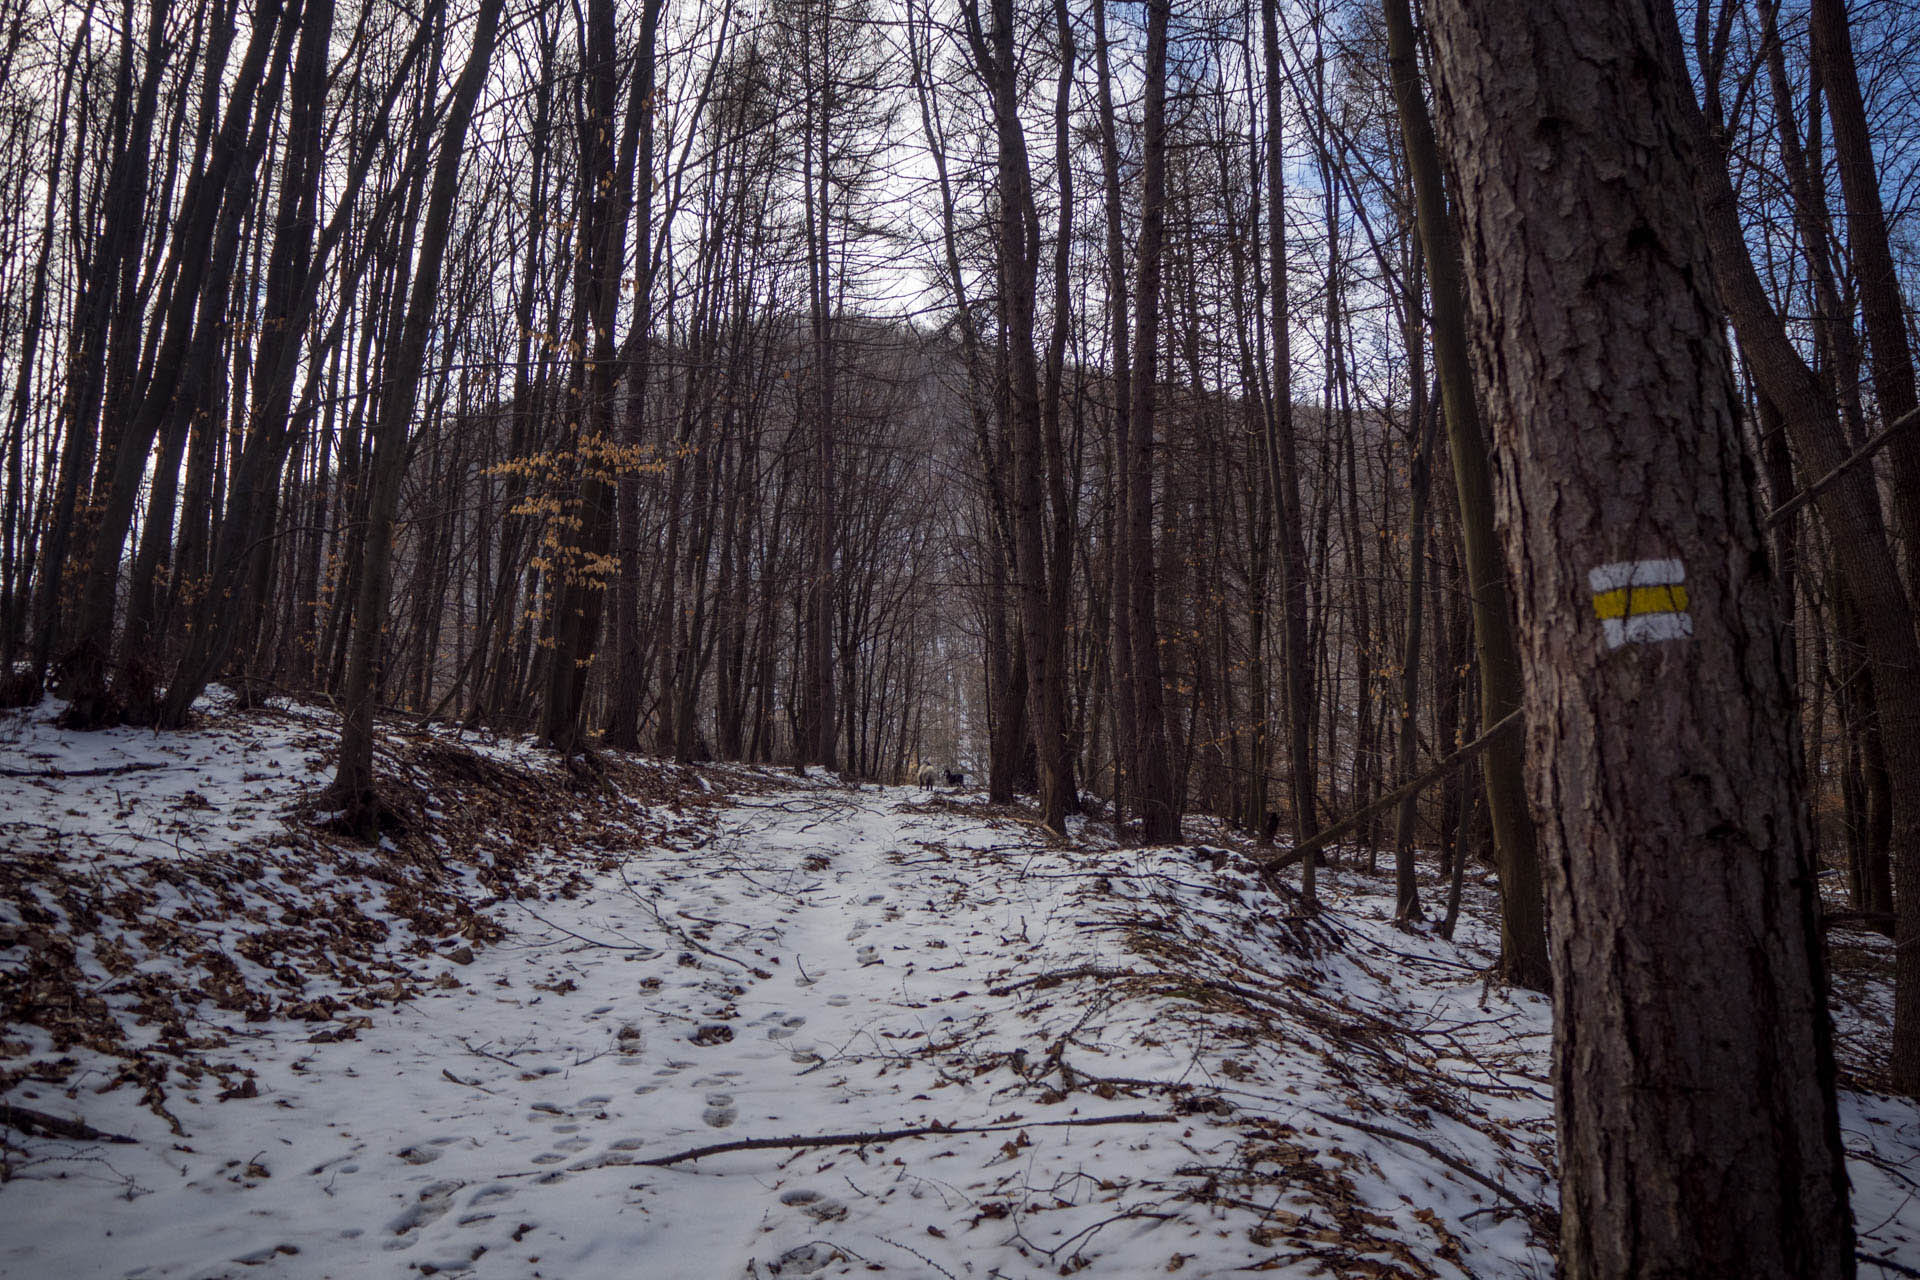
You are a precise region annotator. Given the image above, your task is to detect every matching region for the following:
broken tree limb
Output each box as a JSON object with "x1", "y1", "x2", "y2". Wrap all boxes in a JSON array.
[
  {"x1": 1306, "y1": 1108, "x2": 1541, "y2": 1219},
  {"x1": 1259, "y1": 710, "x2": 1521, "y2": 873},
  {"x1": 1821, "y1": 909, "x2": 1898, "y2": 934},
  {"x1": 0, "y1": 760, "x2": 173, "y2": 779},
  {"x1": 0, "y1": 1101, "x2": 137, "y2": 1144},
  {"x1": 1860, "y1": 1251, "x2": 1920, "y2": 1279},
  {"x1": 638, "y1": 1111, "x2": 1179, "y2": 1167},
  {"x1": 1768, "y1": 404, "x2": 1920, "y2": 529}
]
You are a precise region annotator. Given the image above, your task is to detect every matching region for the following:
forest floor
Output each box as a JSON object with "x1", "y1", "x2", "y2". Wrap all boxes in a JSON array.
[{"x1": 0, "y1": 694, "x2": 1915, "y2": 1279}]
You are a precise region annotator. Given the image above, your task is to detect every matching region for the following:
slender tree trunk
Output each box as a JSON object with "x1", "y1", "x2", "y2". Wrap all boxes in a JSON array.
[
  {"x1": 1669, "y1": 2, "x2": 1920, "y2": 1095},
  {"x1": 1392, "y1": 389, "x2": 1437, "y2": 920},
  {"x1": 1127, "y1": 0, "x2": 1178, "y2": 843},
  {"x1": 1809, "y1": 0, "x2": 1920, "y2": 568},
  {"x1": 1380, "y1": 0, "x2": 1548, "y2": 986},
  {"x1": 541, "y1": 0, "x2": 650, "y2": 756},
  {"x1": 1259, "y1": 0, "x2": 1317, "y2": 889},
  {"x1": 327, "y1": 0, "x2": 503, "y2": 833},
  {"x1": 1091, "y1": 0, "x2": 1137, "y2": 832},
  {"x1": 962, "y1": 0, "x2": 1068, "y2": 834}
]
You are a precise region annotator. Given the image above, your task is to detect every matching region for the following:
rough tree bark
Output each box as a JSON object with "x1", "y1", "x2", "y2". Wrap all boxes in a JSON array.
[{"x1": 1424, "y1": 0, "x2": 1856, "y2": 1274}]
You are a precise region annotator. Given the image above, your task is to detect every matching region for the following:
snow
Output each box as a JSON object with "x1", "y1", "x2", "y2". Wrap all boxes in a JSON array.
[{"x1": 1, "y1": 695, "x2": 1915, "y2": 1278}]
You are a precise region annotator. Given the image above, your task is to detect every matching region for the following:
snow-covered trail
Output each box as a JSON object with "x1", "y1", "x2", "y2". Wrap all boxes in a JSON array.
[
  {"x1": 6, "y1": 721, "x2": 1915, "y2": 1279},
  {"x1": 1, "y1": 781, "x2": 1301, "y2": 1279},
  {"x1": 0, "y1": 766, "x2": 1553, "y2": 1280}
]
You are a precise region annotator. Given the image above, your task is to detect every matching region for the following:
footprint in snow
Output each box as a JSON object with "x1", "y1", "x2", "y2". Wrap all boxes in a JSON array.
[
  {"x1": 386, "y1": 1180, "x2": 463, "y2": 1244},
  {"x1": 765, "y1": 1243, "x2": 833, "y2": 1276},
  {"x1": 395, "y1": 1146, "x2": 442, "y2": 1166},
  {"x1": 467, "y1": 1185, "x2": 514, "y2": 1208},
  {"x1": 530, "y1": 1153, "x2": 566, "y2": 1166},
  {"x1": 826, "y1": 994, "x2": 851, "y2": 1007},
  {"x1": 778, "y1": 1189, "x2": 849, "y2": 1222},
  {"x1": 856, "y1": 945, "x2": 882, "y2": 967},
  {"x1": 702, "y1": 1096, "x2": 738, "y2": 1128},
  {"x1": 230, "y1": 1243, "x2": 300, "y2": 1266}
]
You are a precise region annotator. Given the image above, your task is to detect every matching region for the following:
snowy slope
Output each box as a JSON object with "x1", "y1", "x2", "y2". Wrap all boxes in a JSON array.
[{"x1": 1, "y1": 696, "x2": 1915, "y2": 1278}]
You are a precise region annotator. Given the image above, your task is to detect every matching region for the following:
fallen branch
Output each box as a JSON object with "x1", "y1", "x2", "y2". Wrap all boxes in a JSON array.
[
  {"x1": 458, "y1": 1037, "x2": 528, "y2": 1067},
  {"x1": 1305, "y1": 1108, "x2": 1540, "y2": 1220},
  {"x1": 0, "y1": 760, "x2": 173, "y2": 779},
  {"x1": 1821, "y1": 909, "x2": 1897, "y2": 934},
  {"x1": 0, "y1": 1101, "x2": 137, "y2": 1144},
  {"x1": 639, "y1": 1110, "x2": 1179, "y2": 1168},
  {"x1": 987, "y1": 965, "x2": 1307, "y2": 1024},
  {"x1": 1859, "y1": 1251, "x2": 1920, "y2": 1280},
  {"x1": 989, "y1": 965, "x2": 1136, "y2": 998}
]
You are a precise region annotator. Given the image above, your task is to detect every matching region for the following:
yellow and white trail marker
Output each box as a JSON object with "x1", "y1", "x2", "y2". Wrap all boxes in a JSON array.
[{"x1": 1588, "y1": 558, "x2": 1691, "y2": 649}]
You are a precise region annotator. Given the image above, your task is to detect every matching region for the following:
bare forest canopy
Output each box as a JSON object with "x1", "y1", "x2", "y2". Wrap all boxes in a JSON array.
[{"x1": 0, "y1": 0, "x2": 1916, "y2": 861}]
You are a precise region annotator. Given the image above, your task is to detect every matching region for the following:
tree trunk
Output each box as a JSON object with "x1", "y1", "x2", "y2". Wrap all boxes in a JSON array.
[
  {"x1": 1392, "y1": 386, "x2": 1437, "y2": 921},
  {"x1": 540, "y1": 0, "x2": 651, "y2": 757},
  {"x1": 1808, "y1": 0, "x2": 1920, "y2": 570},
  {"x1": 326, "y1": 0, "x2": 503, "y2": 833},
  {"x1": 1380, "y1": 0, "x2": 1548, "y2": 987},
  {"x1": 1261, "y1": 0, "x2": 1318, "y2": 888},
  {"x1": 1126, "y1": 0, "x2": 1179, "y2": 843},
  {"x1": 1425, "y1": 1, "x2": 1856, "y2": 1273},
  {"x1": 962, "y1": 0, "x2": 1069, "y2": 834},
  {"x1": 1670, "y1": 1, "x2": 1920, "y2": 1096}
]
